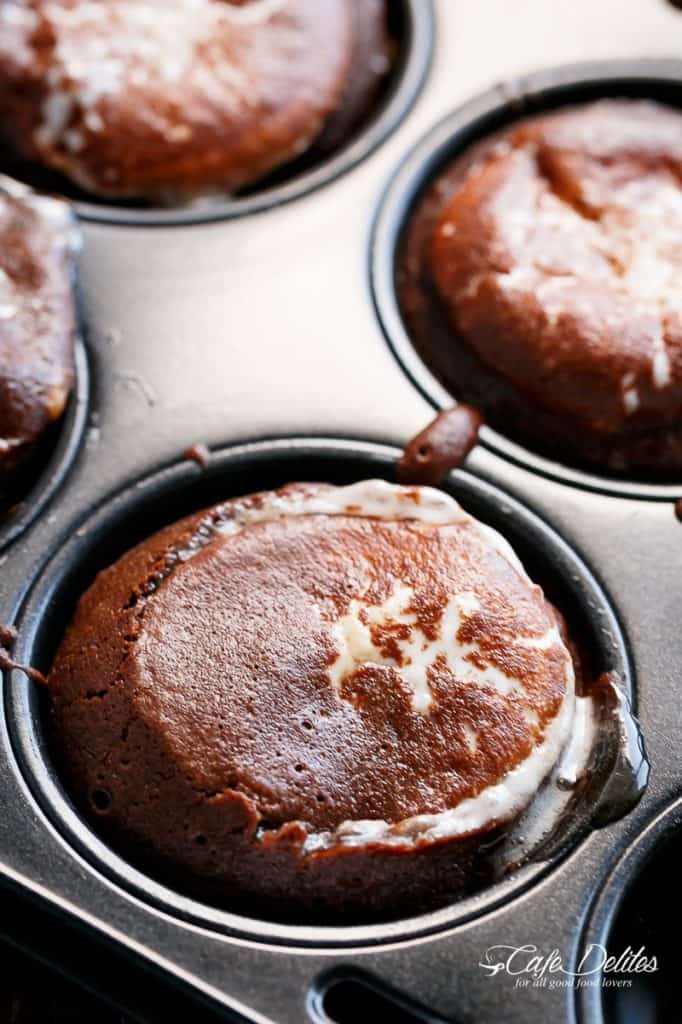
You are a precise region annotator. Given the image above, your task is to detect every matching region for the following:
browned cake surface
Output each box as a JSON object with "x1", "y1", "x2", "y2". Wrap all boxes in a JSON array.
[
  {"x1": 0, "y1": 182, "x2": 75, "y2": 480},
  {"x1": 399, "y1": 100, "x2": 682, "y2": 473},
  {"x1": 0, "y1": 0, "x2": 391, "y2": 200},
  {"x1": 49, "y1": 482, "x2": 574, "y2": 918}
]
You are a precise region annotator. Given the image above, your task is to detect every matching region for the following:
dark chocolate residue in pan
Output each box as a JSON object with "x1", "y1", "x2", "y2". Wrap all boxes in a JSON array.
[
  {"x1": 184, "y1": 443, "x2": 211, "y2": 469},
  {"x1": 0, "y1": 624, "x2": 47, "y2": 686},
  {"x1": 398, "y1": 406, "x2": 483, "y2": 486}
]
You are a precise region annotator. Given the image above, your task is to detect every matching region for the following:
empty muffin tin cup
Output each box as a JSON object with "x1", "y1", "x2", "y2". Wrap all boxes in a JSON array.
[
  {"x1": 0, "y1": 0, "x2": 433, "y2": 227},
  {"x1": 371, "y1": 58, "x2": 682, "y2": 499},
  {"x1": 577, "y1": 796, "x2": 682, "y2": 1024},
  {"x1": 5, "y1": 438, "x2": 646, "y2": 947}
]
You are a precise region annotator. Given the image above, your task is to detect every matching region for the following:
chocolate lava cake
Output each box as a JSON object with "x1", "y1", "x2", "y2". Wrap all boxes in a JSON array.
[
  {"x1": 0, "y1": 177, "x2": 75, "y2": 488},
  {"x1": 0, "y1": 0, "x2": 392, "y2": 201},
  {"x1": 49, "y1": 479, "x2": 578, "y2": 919},
  {"x1": 399, "y1": 99, "x2": 682, "y2": 474}
]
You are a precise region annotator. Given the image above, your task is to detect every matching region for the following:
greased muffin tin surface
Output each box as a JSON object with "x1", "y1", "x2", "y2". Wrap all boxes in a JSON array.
[{"x1": 1, "y1": 2, "x2": 682, "y2": 1022}]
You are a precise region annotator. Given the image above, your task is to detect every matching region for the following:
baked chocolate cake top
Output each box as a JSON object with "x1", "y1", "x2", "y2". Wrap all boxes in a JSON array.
[
  {"x1": 50, "y1": 481, "x2": 575, "y2": 852},
  {"x1": 0, "y1": 177, "x2": 76, "y2": 479},
  {"x1": 429, "y1": 99, "x2": 682, "y2": 443},
  {"x1": 0, "y1": 0, "x2": 391, "y2": 200}
]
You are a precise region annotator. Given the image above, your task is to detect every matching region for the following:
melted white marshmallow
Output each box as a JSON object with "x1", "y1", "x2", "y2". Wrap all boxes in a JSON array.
[
  {"x1": 309, "y1": 676, "x2": 576, "y2": 851},
  {"x1": 329, "y1": 586, "x2": 489, "y2": 715},
  {"x1": 204, "y1": 479, "x2": 525, "y2": 576}
]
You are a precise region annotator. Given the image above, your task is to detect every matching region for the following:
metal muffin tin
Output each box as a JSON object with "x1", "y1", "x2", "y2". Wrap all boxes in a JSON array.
[{"x1": 2, "y1": 2, "x2": 682, "y2": 1021}]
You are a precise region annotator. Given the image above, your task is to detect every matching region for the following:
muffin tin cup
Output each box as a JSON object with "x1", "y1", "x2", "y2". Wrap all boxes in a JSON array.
[
  {"x1": 577, "y1": 796, "x2": 682, "y2": 1024},
  {"x1": 0, "y1": 5, "x2": 681, "y2": 1019},
  {"x1": 371, "y1": 57, "x2": 682, "y2": 501},
  {"x1": 4, "y1": 438, "x2": 641, "y2": 949},
  {"x1": 4, "y1": 0, "x2": 434, "y2": 228}
]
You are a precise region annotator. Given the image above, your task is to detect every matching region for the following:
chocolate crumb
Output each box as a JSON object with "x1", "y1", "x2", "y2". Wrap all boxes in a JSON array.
[
  {"x1": 675, "y1": 499, "x2": 682, "y2": 522},
  {"x1": 398, "y1": 406, "x2": 483, "y2": 486},
  {"x1": 0, "y1": 624, "x2": 18, "y2": 648},
  {"x1": 184, "y1": 444, "x2": 210, "y2": 469},
  {"x1": 0, "y1": 632, "x2": 47, "y2": 687}
]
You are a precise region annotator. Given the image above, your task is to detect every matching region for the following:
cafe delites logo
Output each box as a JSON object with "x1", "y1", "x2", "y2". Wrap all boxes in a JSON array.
[{"x1": 478, "y1": 943, "x2": 658, "y2": 990}]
